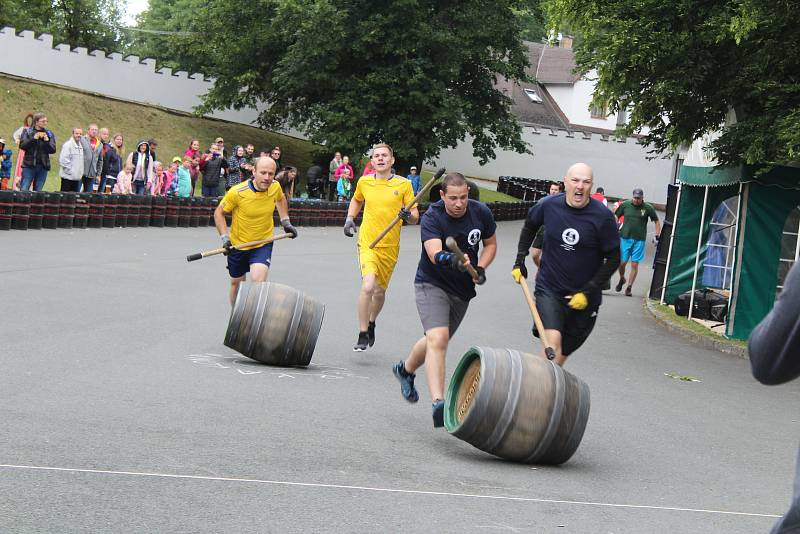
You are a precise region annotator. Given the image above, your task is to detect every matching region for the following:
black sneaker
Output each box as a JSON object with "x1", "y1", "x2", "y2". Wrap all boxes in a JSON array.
[
  {"x1": 615, "y1": 276, "x2": 626, "y2": 292},
  {"x1": 625, "y1": 286, "x2": 633, "y2": 297},
  {"x1": 367, "y1": 321, "x2": 376, "y2": 347},
  {"x1": 432, "y1": 400, "x2": 445, "y2": 428},
  {"x1": 353, "y1": 331, "x2": 369, "y2": 352},
  {"x1": 392, "y1": 361, "x2": 419, "y2": 403}
]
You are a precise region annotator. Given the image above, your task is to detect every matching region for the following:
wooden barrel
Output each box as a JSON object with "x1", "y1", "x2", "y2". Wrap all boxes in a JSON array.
[
  {"x1": 445, "y1": 346, "x2": 590, "y2": 465},
  {"x1": 224, "y1": 282, "x2": 325, "y2": 367}
]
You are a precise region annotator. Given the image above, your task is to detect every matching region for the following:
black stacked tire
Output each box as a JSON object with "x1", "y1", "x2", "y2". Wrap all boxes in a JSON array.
[
  {"x1": 11, "y1": 191, "x2": 31, "y2": 230},
  {"x1": 139, "y1": 196, "x2": 152, "y2": 227},
  {"x1": 224, "y1": 282, "x2": 325, "y2": 367},
  {"x1": 115, "y1": 195, "x2": 129, "y2": 227},
  {"x1": 88, "y1": 194, "x2": 103, "y2": 228},
  {"x1": 73, "y1": 194, "x2": 90, "y2": 229},
  {"x1": 58, "y1": 193, "x2": 76, "y2": 229},
  {"x1": 178, "y1": 198, "x2": 191, "y2": 227},
  {"x1": 127, "y1": 195, "x2": 140, "y2": 227},
  {"x1": 189, "y1": 197, "x2": 201, "y2": 227},
  {"x1": 0, "y1": 190, "x2": 13, "y2": 230},
  {"x1": 150, "y1": 196, "x2": 166, "y2": 227},
  {"x1": 165, "y1": 197, "x2": 179, "y2": 227},
  {"x1": 43, "y1": 193, "x2": 60, "y2": 229},
  {"x1": 102, "y1": 194, "x2": 116, "y2": 228},
  {"x1": 28, "y1": 192, "x2": 45, "y2": 230},
  {"x1": 445, "y1": 346, "x2": 590, "y2": 465}
]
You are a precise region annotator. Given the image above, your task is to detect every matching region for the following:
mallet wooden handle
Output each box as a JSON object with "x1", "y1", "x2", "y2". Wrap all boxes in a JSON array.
[
  {"x1": 368, "y1": 167, "x2": 446, "y2": 249},
  {"x1": 518, "y1": 274, "x2": 556, "y2": 360},
  {"x1": 187, "y1": 233, "x2": 292, "y2": 262},
  {"x1": 445, "y1": 236, "x2": 480, "y2": 282}
]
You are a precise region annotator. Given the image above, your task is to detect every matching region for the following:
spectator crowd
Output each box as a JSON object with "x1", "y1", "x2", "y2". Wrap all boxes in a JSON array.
[
  {"x1": 1, "y1": 112, "x2": 297, "y2": 199},
  {"x1": 1, "y1": 112, "x2": 429, "y2": 202}
]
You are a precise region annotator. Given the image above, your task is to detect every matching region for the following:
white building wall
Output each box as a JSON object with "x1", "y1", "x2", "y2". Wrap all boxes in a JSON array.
[
  {"x1": 0, "y1": 27, "x2": 270, "y2": 128},
  {"x1": 430, "y1": 126, "x2": 673, "y2": 204}
]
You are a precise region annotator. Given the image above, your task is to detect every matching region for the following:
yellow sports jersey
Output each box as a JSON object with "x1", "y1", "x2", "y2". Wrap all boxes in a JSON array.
[
  {"x1": 353, "y1": 175, "x2": 415, "y2": 248},
  {"x1": 221, "y1": 180, "x2": 284, "y2": 250}
]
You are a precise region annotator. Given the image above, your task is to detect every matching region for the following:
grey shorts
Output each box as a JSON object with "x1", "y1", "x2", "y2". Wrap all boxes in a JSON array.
[{"x1": 415, "y1": 282, "x2": 469, "y2": 335}]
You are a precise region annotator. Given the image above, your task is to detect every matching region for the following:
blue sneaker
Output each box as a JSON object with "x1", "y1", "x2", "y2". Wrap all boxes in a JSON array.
[
  {"x1": 392, "y1": 361, "x2": 419, "y2": 403},
  {"x1": 432, "y1": 400, "x2": 445, "y2": 428}
]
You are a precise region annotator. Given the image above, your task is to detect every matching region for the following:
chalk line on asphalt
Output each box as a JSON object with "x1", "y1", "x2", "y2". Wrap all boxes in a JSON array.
[{"x1": 0, "y1": 463, "x2": 780, "y2": 519}]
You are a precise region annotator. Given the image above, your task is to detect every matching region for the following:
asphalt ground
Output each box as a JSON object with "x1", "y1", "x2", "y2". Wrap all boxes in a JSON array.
[{"x1": 1, "y1": 220, "x2": 798, "y2": 533}]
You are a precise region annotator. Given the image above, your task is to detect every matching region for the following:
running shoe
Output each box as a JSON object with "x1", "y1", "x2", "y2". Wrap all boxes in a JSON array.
[
  {"x1": 615, "y1": 276, "x2": 626, "y2": 292},
  {"x1": 368, "y1": 321, "x2": 376, "y2": 347},
  {"x1": 625, "y1": 286, "x2": 632, "y2": 297},
  {"x1": 432, "y1": 400, "x2": 445, "y2": 428},
  {"x1": 353, "y1": 331, "x2": 369, "y2": 352},
  {"x1": 392, "y1": 361, "x2": 419, "y2": 403}
]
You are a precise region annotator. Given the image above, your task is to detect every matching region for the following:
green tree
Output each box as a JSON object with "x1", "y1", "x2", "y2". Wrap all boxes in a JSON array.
[
  {"x1": 548, "y1": 0, "x2": 800, "y2": 167},
  {"x1": 0, "y1": 0, "x2": 127, "y2": 50},
  {"x1": 127, "y1": 0, "x2": 207, "y2": 73},
  {"x1": 177, "y1": 0, "x2": 534, "y2": 170}
]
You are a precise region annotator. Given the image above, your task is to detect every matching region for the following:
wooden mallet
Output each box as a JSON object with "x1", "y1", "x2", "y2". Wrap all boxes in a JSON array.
[
  {"x1": 186, "y1": 233, "x2": 292, "y2": 262},
  {"x1": 517, "y1": 274, "x2": 557, "y2": 360},
  {"x1": 445, "y1": 236, "x2": 481, "y2": 283},
  {"x1": 368, "y1": 167, "x2": 446, "y2": 249}
]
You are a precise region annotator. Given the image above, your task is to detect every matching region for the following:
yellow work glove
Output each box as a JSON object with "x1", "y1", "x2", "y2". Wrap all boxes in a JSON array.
[
  {"x1": 567, "y1": 292, "x2": 589, "y2": 310},
  {"x1": 511, "y1": 267, "x2": 523, "y2": 284}
]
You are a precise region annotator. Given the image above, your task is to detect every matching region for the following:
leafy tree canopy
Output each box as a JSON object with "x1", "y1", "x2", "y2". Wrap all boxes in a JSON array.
[
  {"x1": 548, "y1": 0, "x2": 800, "y2": 166},
  {"x1": 135, "y1": 0, "x2": 539, "y2": 168},
  {"x1": 0, "y1": 0, "x2": 128, "y2": 51}
]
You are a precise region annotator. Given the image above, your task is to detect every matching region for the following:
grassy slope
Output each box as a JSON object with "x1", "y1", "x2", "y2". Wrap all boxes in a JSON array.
[
  {"x1": 1, "y1": 74, "x2": 520, "y2": 201},
  {"x1": 0, "y1": 74, "x2": 315, "y2": 193}
]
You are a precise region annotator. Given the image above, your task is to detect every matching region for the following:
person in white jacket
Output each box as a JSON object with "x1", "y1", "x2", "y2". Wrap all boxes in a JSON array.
[{"x1": 59, "y1": 128, "x2": 84, "y2": 192}]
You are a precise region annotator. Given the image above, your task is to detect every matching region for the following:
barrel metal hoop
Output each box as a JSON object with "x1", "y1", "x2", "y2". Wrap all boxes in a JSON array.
[
  {"x1": 564, "y1": 381, "x2": 591, "y2": 448},
  {"x1": 225, "y1": 282, "x2": 247, "y2": 349},
  {"x1": 298, "y1": 302, "x2": 325, "y2": 365},
  {"x1": 481, "y1": 348, "x2": 522, "y2": 451},
  {"x1": 282, "y1": 291, "x2": 304, "y2": 364},
  {"x1": 248, "y1": 282, "x2": 270, "y2": 356},
  {"x1": 525, "y1": 359, "x2": 566, "y2": 463}
]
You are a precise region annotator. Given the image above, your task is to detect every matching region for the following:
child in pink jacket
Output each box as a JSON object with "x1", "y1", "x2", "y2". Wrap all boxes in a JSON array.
[{"x1": 113, "y1": 163, "x2": 133, "y2": 194}]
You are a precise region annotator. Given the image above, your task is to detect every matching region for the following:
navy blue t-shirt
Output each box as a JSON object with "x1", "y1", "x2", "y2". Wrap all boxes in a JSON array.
[
  {"x1": 526, "y1": 194, "x2": 619, "y2": 305},
  {"x1": 415, "y1": 200, "x2": 497, "y2": 301}
]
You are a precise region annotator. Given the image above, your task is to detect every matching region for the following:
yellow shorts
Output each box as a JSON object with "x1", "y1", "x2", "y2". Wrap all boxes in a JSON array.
[{"x1": 358, "y1": 245, "x2": 399, "y2": 289}]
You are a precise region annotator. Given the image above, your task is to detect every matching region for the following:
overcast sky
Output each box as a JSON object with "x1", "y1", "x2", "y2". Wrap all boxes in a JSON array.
[{"x1": 125, "y1": 0, "x2": 149, "y2": 25}]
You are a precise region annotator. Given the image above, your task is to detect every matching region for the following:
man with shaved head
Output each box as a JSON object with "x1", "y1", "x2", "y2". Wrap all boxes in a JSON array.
[
  {"x1": 214, "y1": 156, "x2": 298, "y2": 305},
  {"x1": 512, "y1": 163, "x2": 620, "y2": 365}
]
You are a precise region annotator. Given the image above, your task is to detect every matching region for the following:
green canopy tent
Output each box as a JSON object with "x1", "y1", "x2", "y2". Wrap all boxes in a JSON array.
[{"x1": 658, "y1": 164, "x2": 800, "y2": 340}]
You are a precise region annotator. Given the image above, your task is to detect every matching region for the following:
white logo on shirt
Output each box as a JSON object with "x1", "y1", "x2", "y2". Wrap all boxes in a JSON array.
[
  {"x1": 561, "y1": 228, "x2": 580, "y2": 251},
  {"x1": 468, "y1": 229, "x2": 481, "y2": 246}
]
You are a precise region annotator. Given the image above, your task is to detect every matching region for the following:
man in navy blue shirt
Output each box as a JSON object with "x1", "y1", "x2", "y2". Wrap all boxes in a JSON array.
[
  {"x1": 392, "y1": 172, "x2": 497, "y2": 427},
  {"x1": 512, "y1": 163, "x2": 620, "y2": 366}
]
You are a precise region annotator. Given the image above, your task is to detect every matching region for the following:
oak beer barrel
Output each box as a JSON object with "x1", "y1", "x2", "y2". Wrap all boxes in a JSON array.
[
  {"x1": 445, "y1": 346, "x2": 590, "y2": 465},
  {"x1": 224, "y1": 282, "x2": 325, "y2": 367}
]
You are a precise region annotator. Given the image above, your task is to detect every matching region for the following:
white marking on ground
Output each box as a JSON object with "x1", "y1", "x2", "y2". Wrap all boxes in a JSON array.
[{"x1": 0, "y1": 464, "x2": 780, "y2": 518}]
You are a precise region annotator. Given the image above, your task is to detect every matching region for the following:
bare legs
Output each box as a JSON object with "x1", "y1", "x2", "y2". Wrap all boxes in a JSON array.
[
  {"x1": 404, "y1": 327, "x2": 450, "y2": 401},
  {"x1": 358, "y1": 273, "x2": 385, "y2": 331},
  {"x1": 228, "y1": 264, "x2": 269, "y2": 305}
]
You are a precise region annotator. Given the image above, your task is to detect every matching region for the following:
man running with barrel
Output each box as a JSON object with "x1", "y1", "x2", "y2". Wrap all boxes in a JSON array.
[
  {"x1": 511, "y1": 162, "x2": 620, "y2": 366},
  {"x1": 392, "y1": 172, "x2": 497, "y2": 427},
  {"x1": 214, "y1": 156, "x2": 298, "y2": 305},
  {"x1": 343, "y1": 143, "x2": 418, "y2": 352}
]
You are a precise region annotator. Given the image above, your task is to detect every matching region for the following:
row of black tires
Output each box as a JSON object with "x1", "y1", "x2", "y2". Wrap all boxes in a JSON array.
[
  {"x1": 0, "y1": 191, "x2": 533, "y2": 231},
  {"x1": 498, "y1": 176, "x2": 555, "y2": 202}
]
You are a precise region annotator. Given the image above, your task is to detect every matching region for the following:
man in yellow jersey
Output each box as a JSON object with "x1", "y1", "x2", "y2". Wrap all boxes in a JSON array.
[
  {"x1": 344, "y1": 143, "x2": 417, "y2": 351},
  {"x1": 214, "y1": 156, "x2": 298, "y2": 305}
]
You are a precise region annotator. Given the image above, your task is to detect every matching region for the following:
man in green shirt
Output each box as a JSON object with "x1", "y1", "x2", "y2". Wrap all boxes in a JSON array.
[{"x1": 614, "y1": 188, "x2": 661, "y2": 296}]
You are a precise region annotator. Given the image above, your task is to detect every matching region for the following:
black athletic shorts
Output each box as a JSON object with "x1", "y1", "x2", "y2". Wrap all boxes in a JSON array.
[{"x1": 532, "y1": 287, "x2": 598, "y2": 356}]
